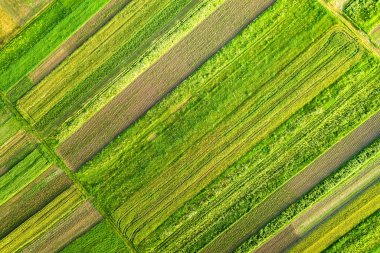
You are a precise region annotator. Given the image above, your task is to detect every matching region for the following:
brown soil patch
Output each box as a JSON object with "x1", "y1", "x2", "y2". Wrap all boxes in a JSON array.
[
  {"x1": 29, "y1": 0, "x2": 132, "y2": 84},
  {"x1": 57, "y1": 0, "x2": 278, "y2": 170},
  {"x1": 201, "y1": 111, "x2": 380, "y2": 253}
]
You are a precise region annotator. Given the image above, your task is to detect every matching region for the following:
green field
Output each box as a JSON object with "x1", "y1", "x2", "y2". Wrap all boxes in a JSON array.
[
  {"x1": 344, "y1": 0, "x2": 380, "y2": 32},
  {"x1": 0, "y1": 0, "x2": 379, "y2": 252}
]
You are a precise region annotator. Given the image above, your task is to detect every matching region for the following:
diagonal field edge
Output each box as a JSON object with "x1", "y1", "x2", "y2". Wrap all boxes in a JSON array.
[
  {"x1": 200, "y1": 110, "x2": 380, "y2": 253},
  {"x1": 57, "y1": 0, "x2": 278, "y2": 170}
]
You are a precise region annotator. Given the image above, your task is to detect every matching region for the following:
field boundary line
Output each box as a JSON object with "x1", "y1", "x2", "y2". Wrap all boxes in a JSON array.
[
  {"x1": 200, "y1": 107, "x2": 380, "y2": 253},
  {"x1": 317, "y1": 0, "x2": 380, "y2": 59},
  {"x1": 0, "y1": 94, "x2": 138, "y2": 252}
]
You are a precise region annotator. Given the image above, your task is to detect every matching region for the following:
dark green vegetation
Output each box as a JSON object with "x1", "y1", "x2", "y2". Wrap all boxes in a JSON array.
[
  {"x1": 0, "y1": 0, "x2": 110, "y2": 91},
  {"x1": 60, "y1": 221, "x2": 127, "y2": 253},
  {"x1": 1, "y1": 0, "x2": 380, "y2": 252},
  {"x1": 344, "y1": 0, "x2": 380, "y2": 32},
  {"x1": 325, "y1": 209, "x2": 380, "y2": 253}
]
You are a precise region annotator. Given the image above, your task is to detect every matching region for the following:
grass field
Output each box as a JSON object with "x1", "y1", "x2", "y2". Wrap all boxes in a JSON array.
[
  {"x1": 0, "y1": 0, "x2": 110, "y2": 91},
  {"x1": 17, "y1": 0, "x2": 219, "y2": 141},
  {"x1": 75, "y1": 0, "x2": 380, "y2": 251},
  {"x1": 344, "y1": 0, "x2": 380, "y2": 33},
  {"x1": 1, "y1": 0, "x2": 380, "y2": 251},
  {"x1": 249, "y1": 140, "x2": 380, "y2": 253},
  {"x1": 325, "y1": 209, "x2": 380, "y2": 252},
  {"x1": 56, "y1": 0, "x2": 277, "y2": 170}
]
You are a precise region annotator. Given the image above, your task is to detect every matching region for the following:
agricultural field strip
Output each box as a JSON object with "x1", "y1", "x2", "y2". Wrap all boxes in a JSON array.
[
  {"x1": 0, "y1": 0, "x2": 111, "y2": 91},
  {"x1": 24, "y1": 0, "x2": 226, "y2": 145},
  {"x1": 18, "y1": 0, "x2": 186, "y2": 122},
  {"x1": 0, "y1": 148, "x2": 52, "y2": 206},
  {"x1": 325, "y1": 209, "x2": 380, "y2": 252},
  {"x1": 152, "y1": 51, "x2": 371, "y2": 252},
  {"x1": 67, "y1": 0, "x2": 290, "y2": 175},
  {"x1": 0, "y1": 166, "x2": 72, "y2": 239},
  {"x1": 36, "y1": 0, "x2": 212, "y2": 140},
  {"x1": 28, "y1": 0, "x2": 134, "y2": 84},
  {"x1": 0, "y1": 83, "x2": 136, "y2": 252},
  {"x1": 319, "y1": 0, "x2": 380, "y2": 59},
  {"x1": 293, "y1": 161, "x2": 380, "y2": 235},
  {"x1": 200, "y1": 104, "x2": 380, "y2": 253},
  {"x1": 0, "y1": 130, "x2": 35, "y2": 175},
  {"x1": 21, "y1": 201, "x2": 102, "y2": 253},
  {"x1": 254, "y1": 156, "x2": 380, "y2": 253},
  {"x1": 114, "y1": 27, "x2": 358, "y2": 239},
  {"x1": 0, "y1": 187, "x2": 83, "y2": 252},
  {"x1": 55, "y1": 0, "x2": 284, "y2": 170},
  {"x1": 0, "y1": 0, "x2": 52, "y2": 26},
  {"x1": 288, "y1": 180, "x2": 380, "y2": 252},
  {"x1": 112, "y1": 7, "x2": 316, "y2": 227},
  {"x1": 0, "y1": 0, "x2": 53, "y2": 47},
  {"x1": 133, "y1": 36, "x2": 356, "y2": 243},
  {"x1": 73, "y1": 1, "x2": 330, "y2": 247}
]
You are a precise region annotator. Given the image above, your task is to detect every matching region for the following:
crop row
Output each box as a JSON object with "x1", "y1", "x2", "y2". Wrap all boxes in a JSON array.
[
  {"x1": 0, "y1": 0, "x2": 109, "y2": 91},
  {"x1": 236, "y1": 137, "x2": 380, "y2": 252},
  {"x1": 53, "y1": 0, "x2": 227, "y2": 148},
  {"x1": 121, "y1": 29, "x2": 358, "y2": 245},
  {"x1": 18, "y1": 0, "x2": 216, "y2": 141},
  {"x1": 157, "y1": 53, "x2": 380, "y2": 253},
  {"x1": 0, "y1": 166, "x2": 72, "y2": 239},
  {"x1": 77, "y1": 0, "x2": 335, "y2": 216},
  {"x1": 131, "y1": 43, "x2": 380, "y2": 251},
  {"x1": 325, "y1": 209, "x2": 380, "y2": 253},
  {"x1": 289, "y1": 180, "x2": 380, "y2": 252},
  {"x1": 0, "y1": 186, "x2": 83, "y2": 252}
]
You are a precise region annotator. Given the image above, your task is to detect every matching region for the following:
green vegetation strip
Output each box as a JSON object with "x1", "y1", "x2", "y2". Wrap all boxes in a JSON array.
[
  {"x1": 288, "y1": 181, "x2": 380, "y2": 252},
  {"x1": 60, "y1": 221, "x2": 128, "y2": 253},
  {"x1": 0, "y1": 148, "x2": 51, "y2": 206},
  {"x1": 74, "y1": 0, "x2": 380, "y2": 251},
  {"x1": 0, "y1": 187, "x2": 83, "y2": 253},
  {"x1": 240, "y1": 137, "x2": 380, "y2": 252},
  {"x1": 18, "y1": 0, "x2": 199, "y2": 137},
  {"x1": 0, "y1": 166, "x2": 72, "y2": 239},
  {"x1": 324, "y1": 209, "x2": 380, "y2": 253},
  {"x1": 0, "y1": 0, "x2": 109, "y2": 91},
  {"x1": 344, "y1": 0, "x2": 380, "y2": 33}
]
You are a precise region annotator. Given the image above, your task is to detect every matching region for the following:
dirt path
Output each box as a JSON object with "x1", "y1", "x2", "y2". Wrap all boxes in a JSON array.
[
  {"x1": 200, "y1": 111, "x2": 380, "y2": 253},
  {"x1": 57, "y1": 0, "x2": 278, "y2": 170},
  {"x1": 28, "y1": 0, "x2": 133, "y2": 84}
]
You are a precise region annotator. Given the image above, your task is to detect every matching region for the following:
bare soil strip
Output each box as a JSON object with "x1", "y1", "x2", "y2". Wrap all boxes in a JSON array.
[
  {"x1": 28, "y1": 0, "x2": 133, "y2": 84},
  {"x1": 21, "y1": 201, "x2": 102, "y2": 253},
  {"x1": 57, "y1": 0, "x2": 278, "y2": 170},
  {"x1": 255, "y1": 159, "x2": 380, "y2": 253},
  {"x1": 0, "y1": 166, "x2": 72, "y2": 239},
  {"x1": 200, "y1": 111, "x2": 380, "y2": 253}
]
